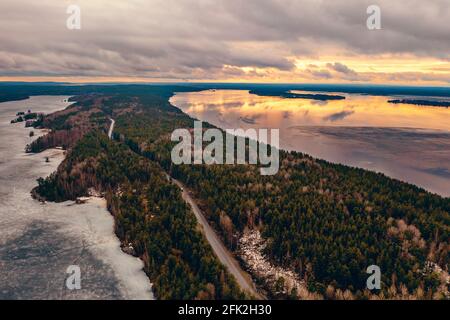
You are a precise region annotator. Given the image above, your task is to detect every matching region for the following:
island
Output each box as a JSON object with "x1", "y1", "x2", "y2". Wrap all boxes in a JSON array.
[
  {"x1": 249, "y1": 89, "x2": 346, "y2": 100},
  {"x1": 388, "y1": 99, "x2": 450, "y2": 108}
]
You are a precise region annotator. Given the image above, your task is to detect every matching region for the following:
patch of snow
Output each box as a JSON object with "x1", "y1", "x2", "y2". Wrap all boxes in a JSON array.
[{"x1": 238, "y1": 230, "x2": 317, "y2": 299}]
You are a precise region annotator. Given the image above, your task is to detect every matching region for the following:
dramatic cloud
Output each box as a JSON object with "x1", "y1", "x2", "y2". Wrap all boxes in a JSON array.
[
  {"x1": 327, "y1": 63, "x2": 357, "y2": 76},
  {"x1": 0, "y1": 0, "x2": 449, "y2": 83}
]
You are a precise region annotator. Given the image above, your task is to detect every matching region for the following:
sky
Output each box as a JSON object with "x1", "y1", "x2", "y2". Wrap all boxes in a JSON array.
[{"x1": 0, "y1": 0, "x2": 449, "y2": 84}]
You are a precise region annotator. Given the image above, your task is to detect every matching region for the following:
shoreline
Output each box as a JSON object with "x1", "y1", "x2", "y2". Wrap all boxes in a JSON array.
[
  {"x1": 0, "y1": 96, "x2": 154, "y2": 300},
  {"x1": 170, "y1": 90, "x2": 450, "y2": 198}
]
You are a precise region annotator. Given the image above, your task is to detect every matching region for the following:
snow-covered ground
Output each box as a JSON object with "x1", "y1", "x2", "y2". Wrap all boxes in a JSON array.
[
  {"x1": 238, "y1": 230, "x2": 320, "y2": 300},
  {"x1": 0, "y1": 96, "x2": 153, "y2": 299}
]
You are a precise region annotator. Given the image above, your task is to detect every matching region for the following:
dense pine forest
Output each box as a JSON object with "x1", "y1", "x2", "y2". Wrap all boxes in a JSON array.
[
  {"x1": 20, "y1": 85, "x2": 449, "y2": 300},
  {"x1": 30, "y1": 94, "x2": 245, "y2": 300}
]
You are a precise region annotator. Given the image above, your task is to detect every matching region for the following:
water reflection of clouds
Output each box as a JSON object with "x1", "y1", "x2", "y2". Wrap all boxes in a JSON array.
[
  {"x1": 240, "y1": 113, "x2": 264, "y2": 125},
  {"x1": 283, "y1": 111, "x2": 292, "y2": 119},
  {"x1": 311, "y1": 100, "x2": 329, "y2": 106},
  {"x1": 205, "y1": 102, "x2": 242, "y2": 110},
  {"x1": 172, "y1": 90, "x2": 450, "y2": 131},
  {"x1": 170, "y1": 90, "x2": 450, "y2": 196},
  {"x1": 323, "y1": 110, "x2": 355, "y2": 122}
]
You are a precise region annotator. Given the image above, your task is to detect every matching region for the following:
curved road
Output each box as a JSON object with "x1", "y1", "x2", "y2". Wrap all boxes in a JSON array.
[
  {"x1": 170, "y1": 177, "x2": 263, "y2": 299},
  {"x1": 108, "y1": 118, "x2": 261, "y2": 298}
]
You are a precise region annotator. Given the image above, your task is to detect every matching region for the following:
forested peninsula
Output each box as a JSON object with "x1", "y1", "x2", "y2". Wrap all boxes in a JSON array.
[{"x1": 3, "y1": 84, "x2": 448, "y2": 300}]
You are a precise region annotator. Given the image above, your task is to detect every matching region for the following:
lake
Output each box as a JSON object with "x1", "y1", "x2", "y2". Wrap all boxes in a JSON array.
[
  {"x1": 170, "y1": 90, "x2": 450, "y2": 197},
  {"x1": 0, "y1": 96, "x2": 153, "y2": 299}
]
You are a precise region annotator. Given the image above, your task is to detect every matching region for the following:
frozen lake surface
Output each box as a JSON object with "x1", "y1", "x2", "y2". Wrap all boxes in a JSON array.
[{"x1": 0, "y1": 96, "x2": 153, "y2": 300}]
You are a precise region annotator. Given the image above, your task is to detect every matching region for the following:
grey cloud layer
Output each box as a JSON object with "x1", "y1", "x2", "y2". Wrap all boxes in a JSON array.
[{"x1": 0, "y1": 0, "x2": 449, "y2": 79}]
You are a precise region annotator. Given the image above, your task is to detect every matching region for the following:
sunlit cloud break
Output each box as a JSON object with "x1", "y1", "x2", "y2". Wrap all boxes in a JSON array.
[{"x1": 0, "y1": 0, "x2": 449, "y2": 84}]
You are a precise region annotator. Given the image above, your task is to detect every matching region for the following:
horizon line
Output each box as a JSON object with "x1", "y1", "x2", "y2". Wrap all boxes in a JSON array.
[{"x1": 1, "y1": 80, "x2": 450, "y2": 89}]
